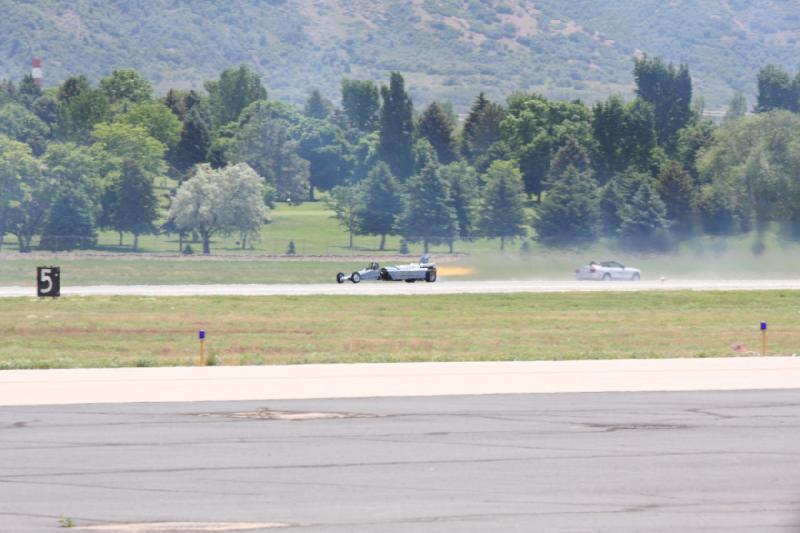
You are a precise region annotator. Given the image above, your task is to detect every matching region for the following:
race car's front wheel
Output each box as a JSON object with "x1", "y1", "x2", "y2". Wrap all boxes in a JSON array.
[
  {"x1": 351, "y1": 272, "x2": 361, "y2": 283},
  {"x1": 336, "y1": 272, "x2": 345, "y2": 284},
  {"x1": 425, "y1": 269, "x2": 437, "y2": 282}
]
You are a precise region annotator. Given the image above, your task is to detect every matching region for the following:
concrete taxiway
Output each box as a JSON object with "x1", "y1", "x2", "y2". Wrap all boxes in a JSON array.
[{"x1": 2, "y1": 357, "x2": 800, "y2": 406}]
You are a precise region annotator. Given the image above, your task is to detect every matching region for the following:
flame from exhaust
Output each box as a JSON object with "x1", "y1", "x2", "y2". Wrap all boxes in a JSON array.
[{"x1": 437, "y1": 266, "x2": 476, "y2": 277}]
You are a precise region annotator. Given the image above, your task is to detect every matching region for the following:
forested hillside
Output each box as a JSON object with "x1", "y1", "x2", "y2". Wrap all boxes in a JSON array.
[{"x1": 1, "y1": 0, "x2": 798, "y2": 110}]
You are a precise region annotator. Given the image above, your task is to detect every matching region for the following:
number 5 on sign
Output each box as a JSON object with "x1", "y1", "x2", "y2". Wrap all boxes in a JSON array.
[{"x1": 37, "y1": 267, "x2": 60, "y2": 297}]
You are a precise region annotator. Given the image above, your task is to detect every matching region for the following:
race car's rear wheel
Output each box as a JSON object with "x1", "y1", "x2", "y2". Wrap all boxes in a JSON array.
[
  {"x1": 425, "y1": 269, "x2": 437, "y2": 282},
  {"x1": 336, "y1": 272, "x2": 345, "y2": 284},
  {"x1": 351, "y1": 272, "x2": 361, "y2": 283}
]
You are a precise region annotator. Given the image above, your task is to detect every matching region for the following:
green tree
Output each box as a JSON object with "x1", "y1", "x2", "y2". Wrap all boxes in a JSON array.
[
  {"x1": 440, "y1": 161, "x2": 479, "y2": 247},
  {"x1": 232, "y1": 112, "x2": 310, "y2": 202},
  {"x1": 655, "y1": 160, "x2": 695, "y2": 235},
  {"x1": 756, "y1": 65, "x2": 797, "y2": 113},
  {"x1": 99, "y1": 69, "x2": 154, "y2": 105},
  {"x1": 58, "y1": 75, "x2": 91, "y2": 101},
  {"x1": 477, "y1": 160, "x2": 528, "y2": 251},
  {"x1": 591, "y1": 96, "x2": 656, "y2": 183},
  {"x1": 533, "y1": 166, "x2": 599, "y2": 247},
  {"x1": 633, "y1": 57, "x2": 693, "y2": 149},
  {"x1": 32, "y1": 92, "x2": 60, "y2": 127},
  {"x1": 417, "y1": 102, "x2": 456, "y2": 164},
  {"x1": 378, "y1": 72, "x2": 415, "y2": 180},
  {"x1": 6, "y1": 167, "x2": 52, "y2": 252},
  {"x1": 474, "y1": 140, "x2": 513, "y2": 174},
  {"x1": 547, "y1": 137, "x2": 591, "y2": 183},
  {"x1": 698, "y1": 111, "x2": 800, "y2": 248},
  {"x1": 170, "y1": 106, "x2": 212, "y2": 174},
  {"x1": 618, "y1": 180, "x2": 670, "y2": 250},
  {"x1": 163, "y1": 88, "x2": 205, "y2": 122},
  {"x1": 39, "y1": 187, "x2": 97, "y2": 251},
  {"x1": 597, "y1": 169, "x2": 648, "y2": 236},
  {"x1": 724, "y1": 92, "x2": 748, "y2": 122},
  {"x1": 207, "y1": 122, "x2": 236, "y2": 169},
  {"x1": 106, "y1": 160, "x2": 159, "y2": 250},
  {"x1": 350, "y1": 131, "x2": 380, "y2": 183},
  {"x1": 696, "y1": 181, "x2": 749, "y2": 237},
  {"x1": 326, "y1": 184, "x2": 361, "y2": 248},
  {"x1": 0, "y1": 137, "x2": 46, "y2": 251},
  {"x1": 0, "y1": 103, "x2": 50, "y2": 155},
  {"x1": 238, "y1": 99, "x2": 303, "y2": 127},
  {"x1": 0, "y1": 79, "x2": 16, "y2": 106},
  {"x1": 56, "y1": 79, "x2": 111, "y2": 142},
  {"x1": 16, "y1": 74, "x2": 42, "y2": 109},
  {"x1": 118, "y1": 100, "x2": 182, "y2": 149},
  {"x1": 42, "y1": 142, "x2": 103, "y2": 206},
  {"x1": 354, "y1": 162, "x2": 404, "y2": 251},
  {"x1": 396, "y1": 162, "x2": 458, "y2": 253},
  {"x1": 205, "y1": 65, "x2": 267, "y2": 126},
  {"x1": 461, "y1": 92, "x2": 505, "y2": 165},
  {"x1": 675, "y1": 120, "x2": 715, "y2": 181},
  {"x1": 91, "y1": 122, "x2": 168, "y2": 179},
  {"x1": 295, "y1": 119, "x2": 353, "y2": 200},
  {"x1": 0, "y1": 135, "x2": 40, "y2": 251},
  {"x1": 502, "y1": 94, "x2": 592, "y2": 201},
  {"x1": 304, "y1": 89, "x2": 333, "y2": 120},
  {"x1": 412, "y1": 138, "x2": 439, "y2": 175},
  {"x1": 341, "y1": 79, "x2": 380, "y2": 132}
]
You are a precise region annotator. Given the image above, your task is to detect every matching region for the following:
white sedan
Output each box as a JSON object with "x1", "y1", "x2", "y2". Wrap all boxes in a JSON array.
[{"x1": 575, "y1": 261, "x2": 641, "y2": 281}]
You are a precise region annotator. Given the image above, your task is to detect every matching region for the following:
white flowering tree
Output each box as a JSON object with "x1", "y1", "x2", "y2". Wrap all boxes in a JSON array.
[{"x1": 169, "y1": 163, "x2": 268, "y2": 254}]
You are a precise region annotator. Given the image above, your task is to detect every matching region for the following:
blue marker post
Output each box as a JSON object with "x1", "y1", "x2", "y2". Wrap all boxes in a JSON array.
[
  {"x1": 199, "y1": 329, "x2": 206, "y2": 366},
  {"x1": 760, "y1": 322, "x2": 767, "y2": 357}
]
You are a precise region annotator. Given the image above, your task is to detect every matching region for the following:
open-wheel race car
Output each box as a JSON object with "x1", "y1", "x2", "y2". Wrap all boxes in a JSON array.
[
  {"x1": 336, "y1": 262, "x2": 382, "y2": 284},
  {"x1": 336, "y1": 255, "x2": 437, "y2": 283},
  {"x1": 379, "y1": 254, "x2": 437, "y2": 282}
]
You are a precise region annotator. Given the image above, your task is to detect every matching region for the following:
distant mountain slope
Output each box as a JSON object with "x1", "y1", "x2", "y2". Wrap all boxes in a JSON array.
[{"x1": 1, "y1": 0, "x2": 797, "y2": 111}]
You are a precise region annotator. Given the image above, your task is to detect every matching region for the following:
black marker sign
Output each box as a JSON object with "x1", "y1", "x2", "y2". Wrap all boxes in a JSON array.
[{"x1": 37, "y1": 266, "x2": 60, "y2": 297}]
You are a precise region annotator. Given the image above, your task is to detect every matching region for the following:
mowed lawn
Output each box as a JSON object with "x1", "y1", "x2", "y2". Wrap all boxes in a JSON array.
[
  {"x1": 0, "y1": 258, "x2": 360, "y2": 286},
  {"x1": 1, "y1": 291, "x2": 795, "y2": 369},
  {"x1": 6, "y1": 198, "x2": 800, "y2": 285}
]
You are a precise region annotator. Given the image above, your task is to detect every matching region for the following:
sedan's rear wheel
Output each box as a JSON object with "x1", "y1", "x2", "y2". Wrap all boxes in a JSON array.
[
  {"x1": 632, "y1": 273, "x2": 640, "y2": 281},
  {"x1": 602, "y1": 273, "x2": 611, "y2": 281},
  {"x1": 351, "y1": 272, "x2": 361, "y2": 283}
]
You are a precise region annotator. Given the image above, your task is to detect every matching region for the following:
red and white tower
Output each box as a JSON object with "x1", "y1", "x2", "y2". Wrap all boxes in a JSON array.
[{"x1": 31, "y1": 58, "x2": 43, "y2": 86}]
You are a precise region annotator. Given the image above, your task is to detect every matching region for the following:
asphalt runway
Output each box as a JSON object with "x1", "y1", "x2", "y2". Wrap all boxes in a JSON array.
[
  {"x1": 2, "y1": 390, "x2": 800, "y2": 532},
  {"x1": 3, "y1": 279, "x2": 800, "y2": 297}
]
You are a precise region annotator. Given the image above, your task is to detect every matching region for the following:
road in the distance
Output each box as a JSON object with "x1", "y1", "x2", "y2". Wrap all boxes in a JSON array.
[
  {"x1": 1, "y1": 390, "x2": 799, "y2": 532},
  {"x1": 2, "y1": 279, "x2": 800, "y2": 297}
]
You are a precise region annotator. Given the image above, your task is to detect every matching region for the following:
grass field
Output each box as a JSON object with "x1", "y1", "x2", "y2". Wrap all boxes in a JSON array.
[
  {"x1": 2, "y1": 200, "x2": 492, "y2": 256},
  {"x1": 5, "y1": 199, "x2": 800, "y2": 286},
  {"x1": 3, "y1": 243, "x2": 800, "y2": 286},
  {"x1": 0, "y1": 258, "x2": 365, "y2": 286},
  {"x1": 1, "y1": 291, "x2": 795, "y2": 369}
]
